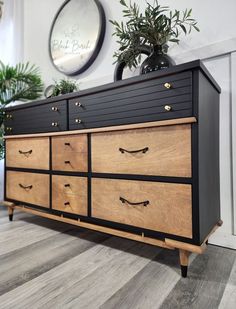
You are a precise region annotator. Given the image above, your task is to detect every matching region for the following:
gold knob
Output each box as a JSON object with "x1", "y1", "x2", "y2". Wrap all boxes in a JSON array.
[
  {"x1": 51, "y1": 106, "x2": 58, "y2": 111},
  {"x1": 75, "y1": 102, "x2": 82, "y2": 107},
  {"x1": 51, "y1": 122, "x2": 58, "y2": 127},
  {"x1": 164, "y1": 105, "x2": 172, "y2": 112},
  {"x1": 75, "y1": 118, "x2": 82, "y2": 124},
  {"x1": 164, "y1": 83, "x2": 172, "y2": 89}
]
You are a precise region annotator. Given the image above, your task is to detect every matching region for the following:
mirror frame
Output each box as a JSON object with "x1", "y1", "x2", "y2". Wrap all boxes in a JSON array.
[{"x1": 48, "y1": 0, "x2": 106, "y2": 76}]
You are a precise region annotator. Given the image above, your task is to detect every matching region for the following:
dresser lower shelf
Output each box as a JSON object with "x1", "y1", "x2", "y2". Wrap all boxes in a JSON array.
[{"x1": 3, "y1": 201, "x2": 222, "y2": 278}]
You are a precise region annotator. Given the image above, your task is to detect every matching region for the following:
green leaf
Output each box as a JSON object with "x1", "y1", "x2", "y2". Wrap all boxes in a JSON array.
[{"x1": 179, "y1": 24, "x2": 187, "y2": 34}]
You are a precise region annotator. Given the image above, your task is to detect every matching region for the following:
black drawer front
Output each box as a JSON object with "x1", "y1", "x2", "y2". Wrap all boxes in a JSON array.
[
  {"x1": 69, "y1": 71, "x2": 192, "y2": 130},
  {"x1": 4, "y1": 101, "x2": 67, "y2": 135}
]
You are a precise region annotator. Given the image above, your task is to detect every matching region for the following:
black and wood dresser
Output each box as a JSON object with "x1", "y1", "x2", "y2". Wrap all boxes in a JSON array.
[{"x1": 3, "y1": 60, "x2": 222, "y2": 277}]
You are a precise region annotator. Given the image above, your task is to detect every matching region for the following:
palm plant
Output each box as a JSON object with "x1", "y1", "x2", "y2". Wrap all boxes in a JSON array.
[{"x1": 0, "y1": 61, "x2": 44, "y2": 158}]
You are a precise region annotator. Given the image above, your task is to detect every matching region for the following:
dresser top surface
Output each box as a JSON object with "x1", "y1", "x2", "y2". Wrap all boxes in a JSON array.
[{"x1": 4, "y1": 60, "x2": 221, "y2": 112}]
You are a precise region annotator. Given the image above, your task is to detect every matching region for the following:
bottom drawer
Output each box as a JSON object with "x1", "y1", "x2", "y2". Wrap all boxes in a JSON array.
[
  {"x1": 92, "y1": 178, "x2": 192, "y2": 238},
  {"x1": 6, "y1": 171, "x2": 49, "y2": 208},
  {"x1": 52, "y1": 175, "x2": 87, "y2": 216}
]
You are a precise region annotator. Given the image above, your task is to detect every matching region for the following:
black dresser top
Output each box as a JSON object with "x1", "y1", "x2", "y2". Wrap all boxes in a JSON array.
[{"x1": 4, "y1": 60, "x2": 221, "y2": 112}]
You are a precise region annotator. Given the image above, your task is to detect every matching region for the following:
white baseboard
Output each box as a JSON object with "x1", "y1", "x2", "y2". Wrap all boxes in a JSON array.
[{"x1": 209, "y1": 232, "x2": 236, "y2": 250}]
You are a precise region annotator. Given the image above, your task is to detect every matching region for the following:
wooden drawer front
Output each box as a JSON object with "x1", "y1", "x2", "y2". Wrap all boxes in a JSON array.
[
  {"x1": 52, "y1": 175, "x2": 87, "y2": 215},
  {"x1": 69, "y1": 71, "x2": 192, "y2": 130},
  {"x1": 4, "y1": 100, "x2": 67, "y2": 135},
  {"x1": 6, "y1": 171, "x2": 49, "y2": 208},
  {"x1": 6, "y1": 137, "x2": 49, "y2": 170},
  {"x1": 52, "y1": 135, "x2": 88, "y2": 172},
  {"x1": 92, "y1": 179, "x2": 192, "y2": 238},
  {"x1": 92, "y1": 124, "x2": 191, "y2": 177}
]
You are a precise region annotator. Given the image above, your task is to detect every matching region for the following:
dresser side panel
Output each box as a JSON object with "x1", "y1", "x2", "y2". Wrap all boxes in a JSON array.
[{"x1": 198, "y1": 71, "x2": 221, "y2": 243}]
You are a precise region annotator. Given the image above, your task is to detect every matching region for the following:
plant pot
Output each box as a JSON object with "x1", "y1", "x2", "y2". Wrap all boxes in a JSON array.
[{"x1": 140, "y1": 45, "x2": 175, "y2": 74}]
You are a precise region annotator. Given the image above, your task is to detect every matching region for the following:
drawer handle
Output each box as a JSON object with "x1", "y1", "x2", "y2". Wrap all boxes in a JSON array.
[
  {"x1": 51, "y1": 106, "x2": 58, "y2": 111},
  {"x1": 64, "y1": 202, "x2": 70, "y2": 206},
  {"x1": 75, "y1": 102, "x2": 82, "y2": 107},
  {"x1": 119, "y1": 147, "x2": 149, "y2": 154},
  {"x1": 64, "y1": 184, "x2": 70, "y2": 187},
  {"x1": 19, "y1": 183, "x2": 33, "y2": 190},
  {"x1": 52, "y1": 122, "x2": 58, "y2": 127},
  {"x1": 164, "y1": 105, "x2": 172, "y2": 112},
  {"x1": 64, "y1": 160, "x2": 71, "y2": 164},
  {"x1": 64, "y1": 142, "x2": 71, "y2": 146},
  {"x1": 75, "y1": 118, "x2": 82, "y2": 124},
  {"x1": 120, "y1": 197, "x2": 149, "y2": 207},
  {"x1": 19, "y1": 149, "x2": 33, "y2": 155},
  {"x1": 164, "y1": 82, "x2": 172, "y2": 89}
]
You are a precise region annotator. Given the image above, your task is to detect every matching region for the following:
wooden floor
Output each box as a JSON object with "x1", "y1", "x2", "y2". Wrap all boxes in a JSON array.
[{"x1": 0, "y1": 206, "x2": 236, "y2": 309}]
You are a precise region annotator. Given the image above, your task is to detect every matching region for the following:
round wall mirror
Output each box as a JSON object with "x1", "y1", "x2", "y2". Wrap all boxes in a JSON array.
[{"x1": 49, "y1": 0, "x2": 106, "y2": 76}]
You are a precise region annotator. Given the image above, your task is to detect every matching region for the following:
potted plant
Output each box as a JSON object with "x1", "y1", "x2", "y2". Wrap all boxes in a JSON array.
[
  {"x1": 110, "y1": 0, "x2": 200, "y2": 74},
  {"x1": 51, "y1": 79, "x2": 79, "y2": 97},
  {"x1": 0, "y1": 61, "x2": 43, "y2": 201}
]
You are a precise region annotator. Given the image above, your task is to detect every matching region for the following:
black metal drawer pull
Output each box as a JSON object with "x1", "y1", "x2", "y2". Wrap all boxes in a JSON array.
[
  {"x1": 119, "y1": 147, "x2": 149, "y2": 154},
  {"x1": 19, "y1": 149, "x2": 33, "y2": 155},
  {"x1": 19, "y1": 183, "x2": 33, "y2": 190},
  {"x1": 64, "y1": 160, "x2": 70, "y2": 164},
  {"x1": 64, "y1": 184, "x2": 70, "y2": 187},
  {"x1": 64, "y1": 202, "x2": 70, "y2": 206},
  {"x1": 64, "y1": 142, "x2": 70, "y2": 146},
  {"x1": 120, "y1": 197, "x2": 149, "y2": 207}
]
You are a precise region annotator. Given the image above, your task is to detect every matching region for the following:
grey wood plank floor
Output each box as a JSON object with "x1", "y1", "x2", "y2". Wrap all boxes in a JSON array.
[{"x1": 0, "y1": 206, "x2": 235, "y2": 309}]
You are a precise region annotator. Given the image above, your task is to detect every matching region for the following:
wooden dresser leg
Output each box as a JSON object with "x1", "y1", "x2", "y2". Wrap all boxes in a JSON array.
[
  {"x1": 179, "y1": 249, "x2": 190, "y2": 278},
  {"x1": 8, "y1": 206, "x2": 14, "y2": 221}
]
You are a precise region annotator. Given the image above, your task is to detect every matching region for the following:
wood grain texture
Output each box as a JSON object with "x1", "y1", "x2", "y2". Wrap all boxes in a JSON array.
[
  {"x1": 42, "y1": 243, "x2": 161, "y2": 309},
  {"x1": 6, "y1": 171, "x2": 49, "y2": 208},
  {"x1": 0, "y1": 207, "x2": 234, "y2": 308},
  {"x1": 92, "y1": 178, "x2": 192, "y2": 238},
  {"x1": 0, "y1": 237, "x2": 136, "y2": 309},
  {"x1": 165, "y1": 238, "x2": 206, "y2": 254},
  {"x1": 1, "y1": 204, "x2": 173, "y2": 249},
  {"x1": 52, "y1": 175, "x2": 87, "y2": 215},
  {"x1": 179, "y1": 249, "x2": 190, "y2": 266},
  {"x1": 52, "y1": 134, "x2": 88, "y2": 172},
  {"x1": 91, "y1": 124, "x2": 191, "y2": 177},
  {"x1": 6, "y1": 137, "x2": 49, "y2": 169},
  {"x1": 0, "y1": 227, "x2": 108, "y2": 296},
  {"x1": 159, "y1": 245, "x2": 236, "y2": 309},
  {"x1": 4, "y1": 117, "x2": 197, "y2": 139},
  {"x1": 101, "y1": 249, "x2": 193, "y2": 309},
  {"x1": 219, "y1": 257, "x2": 236, "y2": 309}
]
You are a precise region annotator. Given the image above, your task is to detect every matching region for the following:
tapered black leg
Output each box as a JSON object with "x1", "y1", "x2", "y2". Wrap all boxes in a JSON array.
[
  {"x1": 179, "y1": 249, "x2": 189, "y2": 278},
  {"x1": 206, "y1": 240, "x2": 208, "y2": 245},
  {"x1": 181, "y1": 265, "x2": 188, "y2": 278},
  {"x1": 8, "y1": 206, "x2": 14, "y2": 221}
]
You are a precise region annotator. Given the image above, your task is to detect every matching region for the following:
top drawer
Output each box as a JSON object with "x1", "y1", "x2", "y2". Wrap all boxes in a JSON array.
[
  {"x1": 92, "y1": 124, "x2": 191, "y2": 177},
  {"x1": 6, "y1": 137, "x2": 49, "y2": 170},
  {"x1": 69, "y1": 71, "x2": 192, "y2": 130},
  {"x1": 4, "y1": 100, "x2": 67, "y2": 135}
]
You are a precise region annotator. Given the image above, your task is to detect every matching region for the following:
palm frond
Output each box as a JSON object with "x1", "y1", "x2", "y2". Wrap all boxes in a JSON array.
[{"x1": 0, "y1": 61, "x2": 44, "y2": 106}]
